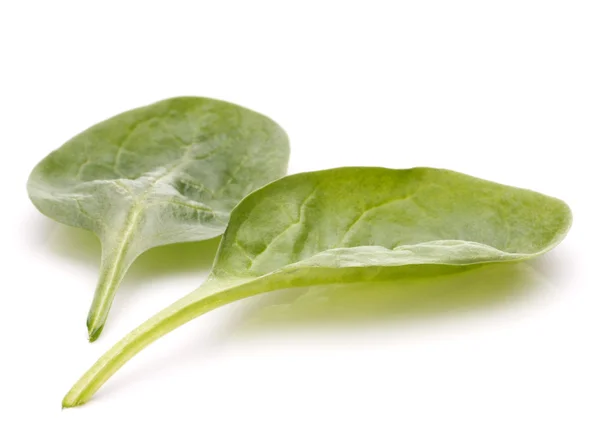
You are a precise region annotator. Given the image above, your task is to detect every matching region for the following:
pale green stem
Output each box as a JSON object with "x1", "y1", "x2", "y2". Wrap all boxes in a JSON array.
[
  {"x1": 63, "y1": 278, "x2": 255, "y2": 408},
  {"x1": 86, "y1": 239, "x2": 136, "y2": 342}
]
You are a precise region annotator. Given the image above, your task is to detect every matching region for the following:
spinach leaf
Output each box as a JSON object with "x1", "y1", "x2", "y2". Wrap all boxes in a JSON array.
[
  {"x1": 62, "y1": 167, "x2": 571, "y2": 406},
  {"x1": 28, "y1": 97, "x2": 289, "y2": 341}
]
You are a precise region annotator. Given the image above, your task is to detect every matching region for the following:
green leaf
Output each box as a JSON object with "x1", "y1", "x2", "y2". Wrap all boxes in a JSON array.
[
  {"x1": 62, "y1": 167, "x2": 572, "y2": 406},
  {"x1": 28, "y1": 97, "x2": 289, "y2": 340}
]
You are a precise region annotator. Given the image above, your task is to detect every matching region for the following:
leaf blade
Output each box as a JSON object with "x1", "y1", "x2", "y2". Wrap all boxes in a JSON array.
[
  {"x1": 63, "y1": 167, "x2": 572, "y2": 405},
  {"x1": 28, "y1": 97, "x2": 289, "y2": 338}
]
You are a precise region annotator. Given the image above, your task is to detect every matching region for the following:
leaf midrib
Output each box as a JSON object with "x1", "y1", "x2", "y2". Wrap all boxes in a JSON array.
[{"x1": 104, "y1": 145, "x2": 214, "y2": 254}]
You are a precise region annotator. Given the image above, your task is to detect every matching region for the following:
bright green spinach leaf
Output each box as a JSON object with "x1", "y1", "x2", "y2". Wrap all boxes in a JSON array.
[
  {"x1": 62, "y1": 167, "x2": 572, "y2": 406},
  {"x1": 28, "y1": 97, "x2": 289, "y2": 341}
]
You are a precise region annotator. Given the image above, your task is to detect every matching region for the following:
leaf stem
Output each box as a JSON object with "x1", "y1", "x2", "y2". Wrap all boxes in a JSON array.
[
  {"x1": 86, "y1": 241, "x2": 134, "y2": 341},
  {"x1": 87, "y1": 208, "x2": 143, "y2": 341},
  {"x1": 64, "y1": 278, "x2": 254, "y2": 407}
]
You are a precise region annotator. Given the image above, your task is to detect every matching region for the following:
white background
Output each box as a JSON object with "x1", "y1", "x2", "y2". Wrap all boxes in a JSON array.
[{"x1": 1, "y1": 1, "x2": 598, "y2": 434}]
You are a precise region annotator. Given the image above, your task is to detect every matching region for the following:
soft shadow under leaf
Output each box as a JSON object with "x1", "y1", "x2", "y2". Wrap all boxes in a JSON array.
[
  {"x1": 237, "y1": 263, "x2": 551, "y2": 330},
  {"x1": 128, "y1": 237, "x2": 222, "y2": 280},
  {"x1": 35, "y1": 220, "x2": 221, "y2": 285}
]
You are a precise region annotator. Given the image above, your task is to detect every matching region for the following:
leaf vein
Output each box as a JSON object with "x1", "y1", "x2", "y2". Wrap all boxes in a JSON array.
[{"x1": 338, "y1": 194, "x2": 417, "y2": 246}]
